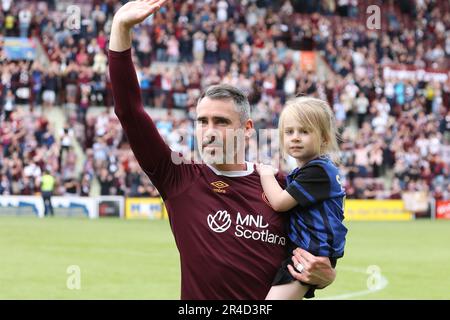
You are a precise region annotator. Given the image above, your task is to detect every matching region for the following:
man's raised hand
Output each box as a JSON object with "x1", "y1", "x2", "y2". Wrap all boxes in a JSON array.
[
  {"x1": 110, "y1": 0, "x2": 168, "y2": 52},
  {"x1": 114, "y1": 0, "x2": 168, "y2": 28}
]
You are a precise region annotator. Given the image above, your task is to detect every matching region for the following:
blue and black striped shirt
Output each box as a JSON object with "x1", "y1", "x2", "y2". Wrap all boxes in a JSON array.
[{"x1": 285, "y1": 156, "x2": 347, "y2": 258}]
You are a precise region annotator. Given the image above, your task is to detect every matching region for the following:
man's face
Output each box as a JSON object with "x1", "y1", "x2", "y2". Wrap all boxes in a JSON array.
[{"x1": 195, "y1": 97, "x2": 246, "y2": 165}]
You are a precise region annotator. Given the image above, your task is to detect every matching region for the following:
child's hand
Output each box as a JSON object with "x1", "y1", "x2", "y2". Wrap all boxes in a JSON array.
[{"x1": 256, "y1": 163, "x2": 279, "y2": 176}]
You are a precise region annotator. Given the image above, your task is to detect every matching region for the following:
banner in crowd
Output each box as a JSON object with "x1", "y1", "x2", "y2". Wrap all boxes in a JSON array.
[
  {"x1": 383, "y1": 64, "x2": 448, "y2": 83},
  {"x1": 96, "y1": 196, "x2": 124, "y2": 218},
  {"x1": 0, "y1": 196, "x2": 42, "y2": 216},
  {"x1": 3, "y1": 37, "x2": 37, "y2": 60},
  {"x1": 345, "y1": 200, "x2": 414, "y2": 221},
  {"x1": 48, "y1": 196, "x2": 96, "y2": 218},
  {"x1": 286, "y1": 50, "x2": 317, "y2": 73},
  {"x1": 402, "y1": 192, "x2": 429, "y2": 213},
  {"x1": 125, "y1": 198, "x2": 167, "y2": 219},
  {"x1": 0, "y1": 196, "x2": 97, "y2": 218},
  {"x1": 299, "y1": 51, "x2": 316, "y2": 72},
  {"x1": 0, "y1": 195, "x2": 164, "y2": 219},
  {"x1": 436, "y1": 200, "x2": 450, "y2": 220}
]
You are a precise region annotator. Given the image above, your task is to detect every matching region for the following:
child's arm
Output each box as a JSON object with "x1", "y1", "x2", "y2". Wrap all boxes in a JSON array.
[{"x1": 257, "y1": 164, "x2": 298, "y2": 212}]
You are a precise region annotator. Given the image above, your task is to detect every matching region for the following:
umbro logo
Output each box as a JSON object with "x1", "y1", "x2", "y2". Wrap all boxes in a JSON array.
[{"x1": 211, "y1": 181, "x2": 229, "y2": 194}]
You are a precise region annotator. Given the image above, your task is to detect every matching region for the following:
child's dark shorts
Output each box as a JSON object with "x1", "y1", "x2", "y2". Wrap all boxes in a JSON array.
[{"x1": 272, "y1": 243, "x2": 337, "y2": 299}]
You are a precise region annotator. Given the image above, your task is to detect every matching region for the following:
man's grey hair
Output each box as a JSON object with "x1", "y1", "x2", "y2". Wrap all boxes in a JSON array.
[{"x1": 198, "y1": 84, "x2": 251, "y2": 124}]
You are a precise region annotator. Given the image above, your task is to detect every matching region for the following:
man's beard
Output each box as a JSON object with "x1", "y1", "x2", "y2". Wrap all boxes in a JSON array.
[{"x1": 200, "y1": 145, "x2": 225, "y2": 165}]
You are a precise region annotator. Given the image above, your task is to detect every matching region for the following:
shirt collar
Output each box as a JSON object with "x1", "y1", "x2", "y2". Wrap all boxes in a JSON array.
[{"x1": 206, "y1": 162, "x2": 254, "y2": 177}]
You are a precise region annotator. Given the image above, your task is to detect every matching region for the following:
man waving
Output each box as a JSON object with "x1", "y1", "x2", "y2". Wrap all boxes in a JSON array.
[{"x1": 109, "y1": 0, "x2": 335, "y2": 299}]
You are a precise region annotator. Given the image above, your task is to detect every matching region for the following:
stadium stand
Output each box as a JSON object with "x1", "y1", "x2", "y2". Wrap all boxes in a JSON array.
[{"x1": 0, "y1": 0, "x2": 449, "y2": 202}]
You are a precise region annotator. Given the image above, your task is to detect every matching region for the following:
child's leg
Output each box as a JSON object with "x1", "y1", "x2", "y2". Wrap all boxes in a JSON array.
[{"x1": 265, "y1": 281, "x2": 310, "y2": 300}]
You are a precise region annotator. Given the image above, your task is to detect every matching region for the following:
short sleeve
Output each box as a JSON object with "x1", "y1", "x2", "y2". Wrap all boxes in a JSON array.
[{"x1": 285, "y1": 165, "x2": 331, "y2": 207}]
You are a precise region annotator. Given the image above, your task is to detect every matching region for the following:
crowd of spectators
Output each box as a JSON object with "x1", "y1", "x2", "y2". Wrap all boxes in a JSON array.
[{"x1": 0, "y1": 0, "x2": 449, "y2": 201}]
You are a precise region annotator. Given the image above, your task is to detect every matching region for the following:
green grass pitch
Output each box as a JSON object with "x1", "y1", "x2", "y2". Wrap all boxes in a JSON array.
[{"x1": 1, "y1": 216, "x2": 449, "y2": 299}]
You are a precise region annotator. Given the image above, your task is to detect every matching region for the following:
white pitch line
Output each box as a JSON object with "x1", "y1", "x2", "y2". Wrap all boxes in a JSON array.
[{"x1": 317, "y1": 266, "x2": 389, "y2": 300}]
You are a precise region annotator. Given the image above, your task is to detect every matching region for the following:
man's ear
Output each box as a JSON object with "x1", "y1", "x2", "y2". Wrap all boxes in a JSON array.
[{"x1": 244, "y1": 119, "x2": 254, "y2": 139}]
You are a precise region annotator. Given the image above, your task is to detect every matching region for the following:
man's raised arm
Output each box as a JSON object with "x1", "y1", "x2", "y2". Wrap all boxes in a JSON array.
[
  {"x1": 109, "y1": 0, "x2": 166, "y2": 52},
  {"x1": 108, "y1": 0, "x2": 170, "y2": 175}
]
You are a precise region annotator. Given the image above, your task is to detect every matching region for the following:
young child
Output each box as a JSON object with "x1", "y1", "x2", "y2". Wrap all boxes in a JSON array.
[{"x1": 257, "y1": 97, "x2": 347, "y2": 300}]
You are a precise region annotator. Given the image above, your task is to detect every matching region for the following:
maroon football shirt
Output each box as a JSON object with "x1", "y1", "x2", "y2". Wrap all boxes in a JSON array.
[{"x1": 109, "y1": 49, "x2": 288, "y2": 299}]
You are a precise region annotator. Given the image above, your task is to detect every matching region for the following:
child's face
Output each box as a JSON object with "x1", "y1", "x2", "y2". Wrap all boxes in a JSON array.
[{"x1": 282, "y1": 117, "x2": 319, "y2": 166}]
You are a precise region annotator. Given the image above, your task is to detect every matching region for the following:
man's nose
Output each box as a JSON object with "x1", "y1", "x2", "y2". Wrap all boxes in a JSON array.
[
  {"x1": 204, "y1": 127, "x2": 221, "y2": 142},
  {"x1": 204, "y1": 126, "x2": 217, "y2": 138}
]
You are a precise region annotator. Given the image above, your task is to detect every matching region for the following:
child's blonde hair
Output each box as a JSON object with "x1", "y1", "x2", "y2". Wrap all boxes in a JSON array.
[{"x1": 278, "y1": 96, "x2": 341, "y2": 164}]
